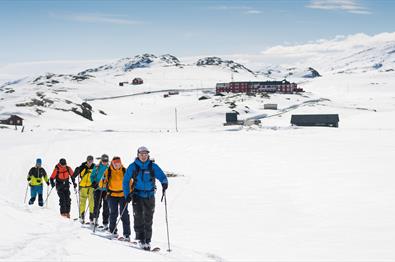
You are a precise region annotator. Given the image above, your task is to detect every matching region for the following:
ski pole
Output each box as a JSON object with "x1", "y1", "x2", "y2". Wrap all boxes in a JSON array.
[
  {"x1": 44, "y1": 187, "x2": 54, "y2": 208},
  {"x1": 111, "y1": 202, "x2": 128, "y2": 236},
  {"x1": 77, "y1": 174, "x2": 81, "y2": 218},
  {"x1": 162, "y1": 192, "x2": 171, "y2": 252},
  {"x1": 46, "y1": 185, "x2": 49, "y2": 206},
  {"x1": 74, "y1": 187, "x2": 80, "y2": 216},
  {"x1": 24, "y1": 183, "x2": 29, "y2": 204}
]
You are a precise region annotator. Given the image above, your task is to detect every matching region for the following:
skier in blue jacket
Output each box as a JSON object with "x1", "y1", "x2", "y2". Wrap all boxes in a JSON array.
[
  {"x1": 90, "y1": 154, "x2": 110, "y2": 229},
  {"x1": 123, "y1": 146, "x2": 168, "y2": 250}
]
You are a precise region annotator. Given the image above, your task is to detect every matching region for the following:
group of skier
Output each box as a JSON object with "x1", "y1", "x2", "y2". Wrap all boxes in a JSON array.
[{"x1": 26, "y1": 146, "x2": 168, "y2": 250}]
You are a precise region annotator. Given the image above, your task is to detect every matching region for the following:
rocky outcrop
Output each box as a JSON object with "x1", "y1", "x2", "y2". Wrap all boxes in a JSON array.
[
  {"x1": 304, "y1": 67, "x2": 321, "y2": 78},
  {"x1": 196, "y1": 57, "x2": 255, "y2": 74},
  {"x1": 71, "y1": 102, "x2": 93, "y2": 121}
]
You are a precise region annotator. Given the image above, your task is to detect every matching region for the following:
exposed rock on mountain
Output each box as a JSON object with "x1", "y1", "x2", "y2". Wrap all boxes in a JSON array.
[{"x1": 196, "y1": 57, "x2": 255, "y2": 74}]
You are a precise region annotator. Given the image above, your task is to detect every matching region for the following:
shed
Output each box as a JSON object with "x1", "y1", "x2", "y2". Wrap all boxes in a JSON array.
[
  {"x1": 119, "y1": 81, "x2": 128, "y2": 86},
  {"x1": 132, "y1": 78, "x2": 143, "y2": 85},
  {"x1": 0, "y1": 115, "x2": 24, "y2": 126},
  {"x1": 224, "y1": 112, "x2": 244, "y2": 126},
  {"x1": 291, "y1": 114, "x2": 339, "y2": 128},
  {"x1": 226, "y1": 112, "x2": 238, "y2": 123},
  {"x1": 264, "y1": 104, "x2": 278, "y2": 110}
]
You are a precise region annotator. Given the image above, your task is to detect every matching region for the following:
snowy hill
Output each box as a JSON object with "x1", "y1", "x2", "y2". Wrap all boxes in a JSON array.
[
  {"x1": 1, "y1": 32, "x2": 395, "y2": 261},
  {"x1": 79, "y1": 54, "x2": 182, "y2": 75},
  {"x1": 0, "y1": 52, "x2": 265, "y2": 126},
  {"x1": 260, "y1": 32, "x2": 395, "y2": 77}
]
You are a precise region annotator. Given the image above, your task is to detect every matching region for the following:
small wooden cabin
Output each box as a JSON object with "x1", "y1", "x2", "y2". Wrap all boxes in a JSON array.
[
  {"x1": 132, "y1": 78, "x2": 143, "y2": 85},
  {"x1": 0, "y1": 115, "x2": 23, "y2": 126}
]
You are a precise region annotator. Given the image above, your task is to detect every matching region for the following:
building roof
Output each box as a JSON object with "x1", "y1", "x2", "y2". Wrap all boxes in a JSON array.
[
  {"x1": 229, "y1": 80, "x2": 292, "y2": 85},
  {"x1": 291, "y1": 114, "x2": 339, "y2": 124}
]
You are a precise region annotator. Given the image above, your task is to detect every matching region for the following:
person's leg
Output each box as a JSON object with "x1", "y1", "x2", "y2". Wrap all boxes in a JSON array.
[
  {"x1": 120, "y1": 197, "x2": 131, "y2": 238},
  {"x1": 79, "y1": 188, "x2": 88, "y2": 219},
  {"x1": 88, "y1": 188, "x2": 95, "y2": 222},
  {"x1": 102, "y1": 191, "x2": 110, "y2": 226},
  {"x1": 65, "y1": 186, "x2": 71, "y2": 215},
  {"x1": 37, "y1": 185, "x2": 44, "y2": 206},
  {"x1": 108, "y1": 196, "x2": 119, "y2": 234},
  {"x1": 132, "y1": 195, "x2": 145, "y2": 242},
  {"x1": 93, "y1": 190, "x2": 102, "y2": 223},
  {"x1": 143, "y1": 197, "x2": 155, "y2": 244},
  {"x1": 57, "y1": 186, "x2": 66, "y2": 214},
  {"x1": 29, "y1": 186, "x2": 38, "y2": 205}
]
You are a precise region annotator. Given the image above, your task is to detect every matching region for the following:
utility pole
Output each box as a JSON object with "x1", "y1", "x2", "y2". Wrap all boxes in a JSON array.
[{"x1": 175, "y1": 107, "x2": 178, "y2": 132}]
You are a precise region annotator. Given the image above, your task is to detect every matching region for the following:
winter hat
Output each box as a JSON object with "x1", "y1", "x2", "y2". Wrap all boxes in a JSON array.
[
  {"x1": 59, "y1": 158, "x2": 67, "y2": 166},
  {"x1": 86, "y1": 155, "x2": 94, "y2": 162},
  {"x1": 112, "y1": 156, "x2": 122, "y2": 166},
  {"x1": 137, "y1": 146, "x2": 150, "y2": 154},
  {"x1": 101, "y1": 154, "x2": 109, "y2": 162},
  {"x1": 36, "y1": 158, "x2": 42, "y2": 165}
]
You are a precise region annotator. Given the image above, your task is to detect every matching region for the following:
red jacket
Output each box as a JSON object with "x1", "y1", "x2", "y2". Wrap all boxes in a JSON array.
[{"x1": 50, "y1": 164, "x2": 74, "y2": 181}]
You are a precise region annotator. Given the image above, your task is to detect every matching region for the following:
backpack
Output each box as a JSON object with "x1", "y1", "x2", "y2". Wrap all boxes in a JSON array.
[
  {"x1": 106, "y1": 166, "x2": 126, "y2": 194},
  {"x1": 55, "y1": 165, "x2": 71, "y2": 181},
  {"x1": 131, "y1": 161, "x2": 155, "y2": 192}
]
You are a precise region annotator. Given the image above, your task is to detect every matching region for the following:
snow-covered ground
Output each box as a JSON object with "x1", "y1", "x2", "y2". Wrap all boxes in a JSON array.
[{"x1": 1, "y1": 32, "x2": 395, "y2": 261}]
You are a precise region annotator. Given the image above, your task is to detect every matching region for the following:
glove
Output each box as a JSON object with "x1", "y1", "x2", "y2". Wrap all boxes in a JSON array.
[
  {"x1": 46, "y1": 181, "x2": 50, "y2": 186},
  {"x1": 92, "y1": 182, "x2": 98, "y2": 189},
  {"x1": 50, "y1": 180, "x2": 55, "y2": 188},
  {"x1": 126, "y1": 193, "x2": 133, "y2": 203},
  {"x1": 27, "y1": 176, "x2": 31, "y2": 181},
  {"x1": 162, "y1": 183, "x2": 168, "y2": 193}
]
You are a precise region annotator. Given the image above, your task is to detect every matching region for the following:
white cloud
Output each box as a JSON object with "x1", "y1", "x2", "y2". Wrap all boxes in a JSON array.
[
  {"x1": 306, "y1": 0, "x2": 371, "y2": 14},
  {"x1": 49, "y1": 12, "x2": 143, "y2": 25},
  {"x1": 209, "y1": 5, "x2": 262, "y2": 15},
  {"x1": 244, "y1": 10, "x2": 262, "y2": 15}
]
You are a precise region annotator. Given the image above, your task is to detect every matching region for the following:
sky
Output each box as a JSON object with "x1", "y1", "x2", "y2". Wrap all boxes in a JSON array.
[{"x1": 0, "y1": 0, "x2": 394, "y2": 63}]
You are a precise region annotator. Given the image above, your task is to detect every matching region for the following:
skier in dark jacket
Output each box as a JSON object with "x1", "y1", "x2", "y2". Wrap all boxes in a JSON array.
[
  {"x1": 123, "y1": 146, "x2": 168, "y2": 250},
  {"x1": 27, "y1": 158, "x2": 49, "y2": 206},
  {"x1": 90, "y1": 154, "x2": 110, "y2": 229},
  {"x1": 50, "y1": 158, "x2": 75, "y2": 218}
]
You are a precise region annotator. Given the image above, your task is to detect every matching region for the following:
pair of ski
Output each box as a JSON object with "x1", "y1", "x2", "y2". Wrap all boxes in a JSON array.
[
  {"x1": 92, "y1": 231, "x2": 160, "y2": 252},
  {"x1": 76, "y1": 220, "x2": 108, "y2": 231}
]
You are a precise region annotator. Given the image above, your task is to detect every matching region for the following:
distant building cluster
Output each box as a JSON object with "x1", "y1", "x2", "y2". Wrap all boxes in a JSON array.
[
  {"x1": 216, "y1": 80, "x2": 303, "y2": 94},
  {"x1": 119, "y1": 77, "x2": 144, "y2": 86}
]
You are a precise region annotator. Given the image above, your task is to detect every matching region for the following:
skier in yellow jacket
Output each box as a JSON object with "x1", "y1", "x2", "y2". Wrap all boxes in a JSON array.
[
  {"x1": 74, "y1": 155, "x2": 95, "y2": 224},
  {"x1": 27, "y1": 158, "x2": 49, "y2": 206},
  {"x1": 104, "y1": 156, "x2": 131, "y2": 239}
]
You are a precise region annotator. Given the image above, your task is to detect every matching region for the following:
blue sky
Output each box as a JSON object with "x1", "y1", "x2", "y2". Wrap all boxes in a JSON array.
[{"x1": 1, "y1": 0, "x2": 394, "y2": 63}]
